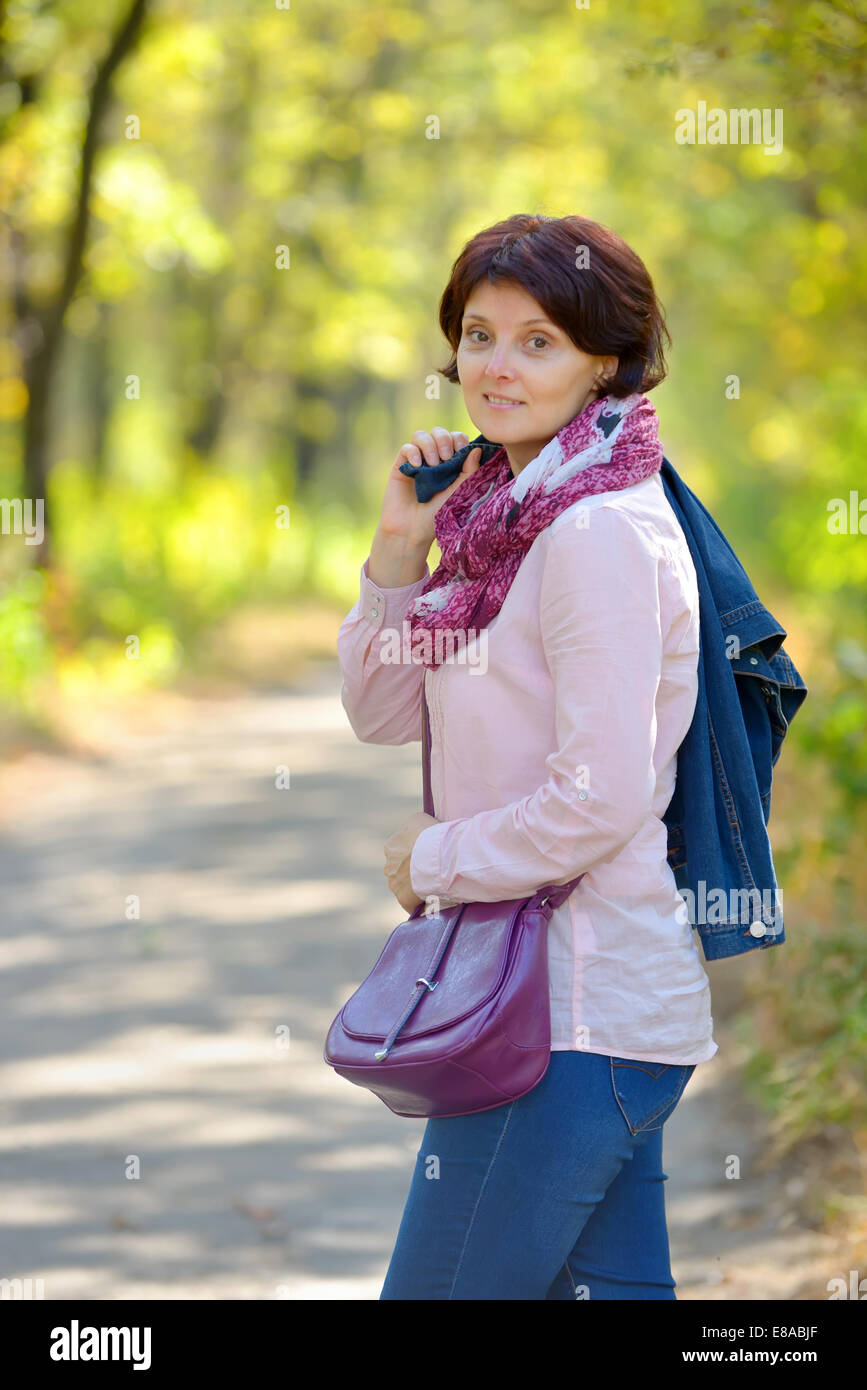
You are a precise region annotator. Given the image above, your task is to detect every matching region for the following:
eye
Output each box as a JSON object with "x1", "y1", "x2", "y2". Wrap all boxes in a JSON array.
[{"x1": 464, "y1": 328, "x2": 551, "y2": 348}]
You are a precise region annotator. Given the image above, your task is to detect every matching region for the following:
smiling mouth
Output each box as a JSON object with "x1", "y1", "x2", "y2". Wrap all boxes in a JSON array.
[{"x1": 484, "y1": 394, "x2": 525, "y2": 405}]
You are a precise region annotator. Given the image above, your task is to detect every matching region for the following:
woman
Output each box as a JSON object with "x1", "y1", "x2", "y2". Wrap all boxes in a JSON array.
[{"x1": 336, "y1": 213, "x2": 716, "y2": 1300}]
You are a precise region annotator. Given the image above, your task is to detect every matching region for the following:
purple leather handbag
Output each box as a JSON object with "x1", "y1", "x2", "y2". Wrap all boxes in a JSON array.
[{"x1": 323, "y1": 689, "x2": 585, "y2": 1118}]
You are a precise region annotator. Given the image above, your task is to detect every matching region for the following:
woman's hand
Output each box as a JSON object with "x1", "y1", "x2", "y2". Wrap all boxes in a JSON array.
[
  {"x1": 379, "y1": 428, "x2": 483, "y2": 551},
  {"x1": 383, "y1": 811, "x2": 439, "y2": 914}
]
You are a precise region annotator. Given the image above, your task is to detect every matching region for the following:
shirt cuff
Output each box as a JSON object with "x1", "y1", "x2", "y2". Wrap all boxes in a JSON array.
[
  {"x1": 410, "y1": 820, "x2": 447, "y2": 899},
  {"x1": 359, "y1": 556, "x2": 430, "y2": 635}
]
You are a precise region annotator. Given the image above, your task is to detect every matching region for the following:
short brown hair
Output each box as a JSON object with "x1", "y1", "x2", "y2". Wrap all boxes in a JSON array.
[{"x1": 437, "y1": 213, "x2": 671, "y2": 398}]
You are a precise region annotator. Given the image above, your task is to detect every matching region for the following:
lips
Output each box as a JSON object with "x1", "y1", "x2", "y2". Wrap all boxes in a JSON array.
[{"x1": 484, "y1": 394, "x2": 524, "y2": 405}]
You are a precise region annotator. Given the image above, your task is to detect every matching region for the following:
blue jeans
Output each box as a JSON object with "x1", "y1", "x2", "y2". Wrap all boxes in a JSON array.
[{"x1": 379, "y1": 1049, "x2": 696, "y2": 1300}]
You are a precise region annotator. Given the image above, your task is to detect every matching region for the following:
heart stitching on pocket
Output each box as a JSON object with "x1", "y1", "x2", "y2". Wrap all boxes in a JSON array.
[{"x1": 609, "y1": 1056, "x2": 694, "y2": 1135}]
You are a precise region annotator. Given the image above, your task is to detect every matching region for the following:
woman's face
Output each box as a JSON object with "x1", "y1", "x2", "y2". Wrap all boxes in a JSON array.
[{"x1": 455, "y1": 279, "x2": 618, "y2": 475}]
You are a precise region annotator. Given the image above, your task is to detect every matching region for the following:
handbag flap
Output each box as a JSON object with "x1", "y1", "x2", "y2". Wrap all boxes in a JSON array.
[{"x1": 341, "y1": 899, "x2": 527, "y2": 1041}]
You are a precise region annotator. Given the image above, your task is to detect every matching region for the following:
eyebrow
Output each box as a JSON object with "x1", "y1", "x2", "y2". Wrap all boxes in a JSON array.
[{"x1": 461, "y1": 313, "x2": 555, "y2": 328}]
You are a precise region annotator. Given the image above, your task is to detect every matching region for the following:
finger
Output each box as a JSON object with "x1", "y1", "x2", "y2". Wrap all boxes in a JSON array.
[
  {"x1": 451, "y1": 431, "x2": 469, "y2": 451},
  {"x1": 430, "y1": 426, "x2": 456, "y2": 460},
  {"x1": 399, "y1": 443, "x2": 422, "y2": 469},
  {"x1": 412, "y1": 431, "x2": 444, "y2": 467}
]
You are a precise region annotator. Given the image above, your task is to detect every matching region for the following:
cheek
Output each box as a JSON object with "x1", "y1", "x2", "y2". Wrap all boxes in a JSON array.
[
  {"x1": 544, "y1": 359, "x2": 595, "y2": 394},
  {"x1": 526, "y1": 359, "x2": 575, "y2": 394}
]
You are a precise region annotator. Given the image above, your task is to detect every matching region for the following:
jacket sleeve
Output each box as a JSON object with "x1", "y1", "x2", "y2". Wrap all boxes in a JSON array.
[
  {"x1": 409, "y1": 506, "x2": 665, "y2": 900},
  {"x1": 336, "y1": 556, "x2": 430, "y2": 745}
]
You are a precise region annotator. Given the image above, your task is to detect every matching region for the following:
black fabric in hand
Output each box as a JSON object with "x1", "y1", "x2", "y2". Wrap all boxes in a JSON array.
[{"x1": 397, "y1": 435, "x2": 503, "y2": 503}]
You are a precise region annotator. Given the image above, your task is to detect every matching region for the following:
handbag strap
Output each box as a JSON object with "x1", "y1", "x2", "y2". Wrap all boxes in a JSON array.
[
  {"x1": 373, "y1": 907, "x2": 462, "y2": 1059},
  {"x1": 420, "y1": 682, "x2": 584, "y2": 911}
]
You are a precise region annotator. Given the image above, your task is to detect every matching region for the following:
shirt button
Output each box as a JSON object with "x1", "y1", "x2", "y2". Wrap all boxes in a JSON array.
[
  {"x1": 369, "y1": 607, "x2": 379, "y2": 618},
  {"x1": 749, "y1": 657, "x2": 759, "y2": 665},
  {"x1": 749, "y1": 921, "x2": 766, "y2": 937},
  {"x1": 577, "y1": 790, "x2": 588, "y2": 800}
]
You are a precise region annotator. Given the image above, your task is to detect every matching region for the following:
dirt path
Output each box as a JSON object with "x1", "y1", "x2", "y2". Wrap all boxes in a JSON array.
[{"x1": 0, "y1": 664, "x2": 852, "y2": 1299}]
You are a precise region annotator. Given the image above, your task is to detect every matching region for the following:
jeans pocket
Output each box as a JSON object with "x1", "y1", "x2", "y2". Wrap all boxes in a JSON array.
[{"x1": 609, "y1": 1056, "x2": 696, "y2": 1135}]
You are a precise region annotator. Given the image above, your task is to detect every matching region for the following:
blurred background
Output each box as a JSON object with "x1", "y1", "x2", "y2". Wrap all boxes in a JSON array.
[{"x1": 0, "y1": 0, "x2": 865, "y2": 1299}]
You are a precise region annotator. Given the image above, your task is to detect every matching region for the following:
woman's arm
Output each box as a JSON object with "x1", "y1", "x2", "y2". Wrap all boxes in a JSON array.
[
  {"x1": 409, "y1": 504, "x2": 669, "y2": 900},
  {"x1": 337, "y1": 529, "x2": 431, "y2": 745},
  {"x1": 338, "y1": 428, "x2": 484, "y2": 745}
]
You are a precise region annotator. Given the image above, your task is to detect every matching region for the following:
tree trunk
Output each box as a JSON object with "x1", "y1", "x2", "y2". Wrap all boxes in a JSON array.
[{"x1": 16, "y1": 0, "x2": 151, "y2": 566}]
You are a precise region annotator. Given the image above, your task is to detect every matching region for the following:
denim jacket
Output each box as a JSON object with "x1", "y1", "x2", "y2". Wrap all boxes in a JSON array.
[{"x1": 659, "y1": 457, "x2": 808, "y2": 961}]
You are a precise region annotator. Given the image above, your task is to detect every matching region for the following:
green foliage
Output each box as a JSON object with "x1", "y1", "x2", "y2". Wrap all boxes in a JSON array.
[
  {"x1": 795, "y1": 639, "x2": 867, "y2": 814},
  {"x1": 736, "y1": 911, "x2": 867, "y2": 1154},
  {"x1": 0, "y1": 460, "x2": 375, "y2": 708},
  {"x1": 0, "y1": 569, "x2": 52, "y2": 711}
]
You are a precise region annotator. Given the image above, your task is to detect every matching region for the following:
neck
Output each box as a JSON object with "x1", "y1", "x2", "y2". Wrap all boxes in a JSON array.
[
  {"x1": 506, "y1": 444, "x2": 540, "y2": 478},
  {"x1": 506, "y1": 388, "x2": 603, "y2": 477}
]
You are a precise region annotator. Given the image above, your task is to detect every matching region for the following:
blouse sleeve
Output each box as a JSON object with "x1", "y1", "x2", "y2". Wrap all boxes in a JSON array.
[
  {"x1": 409, "y1": 505, "x2": 666, "y2": 901},
  {"x1": 336, "y1": 555, "x2": 430, "y2": 745}
]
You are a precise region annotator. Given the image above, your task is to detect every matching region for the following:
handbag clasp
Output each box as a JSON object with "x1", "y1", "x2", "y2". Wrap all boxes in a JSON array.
[{"x1": 373, "y1": 976, "x2": 438, "y2": 1058}]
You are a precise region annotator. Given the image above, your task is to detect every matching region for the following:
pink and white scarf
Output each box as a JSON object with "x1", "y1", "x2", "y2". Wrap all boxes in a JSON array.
[{"x1": 405, "y1": 391, "x2": 663, "y2": 668}]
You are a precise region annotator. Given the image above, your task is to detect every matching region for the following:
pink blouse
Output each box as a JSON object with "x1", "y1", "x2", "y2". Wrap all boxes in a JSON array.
[{"x1": 337, "y1": 472, "x2": 718, "y2": 1065}]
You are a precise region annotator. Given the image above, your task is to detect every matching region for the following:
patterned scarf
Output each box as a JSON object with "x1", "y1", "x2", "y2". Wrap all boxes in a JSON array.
[{"x1": 405, "y1": 391, "x2": 663, "y2": 668}]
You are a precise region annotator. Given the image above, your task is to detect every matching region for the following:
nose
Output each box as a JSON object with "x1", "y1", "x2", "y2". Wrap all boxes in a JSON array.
[{"x1": 483, "y1": 350, "x2": 517, "y2": 379}]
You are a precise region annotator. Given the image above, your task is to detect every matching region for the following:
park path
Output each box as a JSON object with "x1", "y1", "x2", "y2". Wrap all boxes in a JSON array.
[{"x1": 0, "y1": 663, "x2": 849, "y2": 1299}]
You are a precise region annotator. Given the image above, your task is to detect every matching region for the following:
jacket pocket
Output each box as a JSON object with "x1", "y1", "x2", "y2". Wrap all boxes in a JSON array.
[
  {"x1": 609, "y1": 1056, "x2": 696, "y2": 1135},
  {"x1": 731, "y1": 642, "x2": 806, "y2": 775}
]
